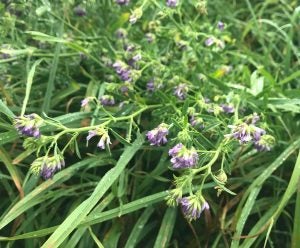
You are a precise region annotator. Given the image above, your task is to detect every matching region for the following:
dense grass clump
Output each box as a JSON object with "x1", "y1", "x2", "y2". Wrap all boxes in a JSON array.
[{"x1": 0, "y1": 0, "x2": 299, "y2": 247}]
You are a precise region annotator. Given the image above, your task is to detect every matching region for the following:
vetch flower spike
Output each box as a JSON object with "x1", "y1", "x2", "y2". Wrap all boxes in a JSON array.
[
  {"x1": 14, "y1": 114, "x2": 43, "y2": 138},
  {"x1": 180, "y1": 195, "x2": 209, "y2": 221},
  {"x1": 169, "y1": 143, "x2": 199, "y2": 169},
  {"x1": 30, "y1": 155, "x2": 65, "y2": 180},
  {"x1": 146, "y1": 123, "x2": 169, "y2": 146},
  {"x1": 87, "y1": 127, "x2": 111, "y2": 150}
]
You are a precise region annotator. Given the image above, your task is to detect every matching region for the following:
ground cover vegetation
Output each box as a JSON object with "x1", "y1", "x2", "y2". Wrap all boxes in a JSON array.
[{"x1": 0, "y1": 0, "x2": 299, "y2": 247}]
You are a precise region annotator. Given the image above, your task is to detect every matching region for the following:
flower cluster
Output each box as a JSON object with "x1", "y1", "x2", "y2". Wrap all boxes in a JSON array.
[
  {"x1": 146, "y1": 123, "x2": 169, "y2": 146},
  {"x1": 113, "y1": 60, "x2": 132, "y2": 82},
  {"x1": 14, "y1": 114, "x2": 43, "y2": 138},
  {"x1": 174, "y1": 83, "x2": 189, "y2": 100},
  {"x1": 87, "y1": 127, "x2": 111, "y2": 150},
  {"x1": 100, "y1": 95, "x2": 115, "y2": 106},
  {"x1": 169, "y1": 143, "x2": 199, "y2": 169},
  {"x1": 166, "y1": 0, "x2": 179, "y2": 8},
  {"x1": 30, "y1": 155, "x2": 65, "y2": 180},
  {"x1": 226, "y1": 113, "x2": 274, "y2": 151},
  {"x1": 180, "y1": 195, "x2": 209, "y2": 221}
]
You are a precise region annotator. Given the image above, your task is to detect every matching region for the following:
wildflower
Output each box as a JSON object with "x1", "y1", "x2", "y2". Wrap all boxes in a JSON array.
[
  {"x1": 81, "y1": 98, "x2": 90, "y2": 107},
  {"x1": 30, "y1": 156, "x2": 65, "y2": 180},
  {"x1": 116, "y1": 28, "x2": 127, "y2": 39},
  {"x1": 174, "y1": 83, "x2": 188, "y2": 100},
  {"x1": 146, "y1": 78, "x2": 163, "y2": 92},
  {"x1": 169, "y1": 143, "x2": 199, "y2": 169},
  {"x1": 226, "y1": 123, "x2": 266, "y2": 144},
  {"x1": 190, "y1": 116, "x2": 205, "y2": 129},
  {"x1": 127, "y1": 53, "x2": 142, "y2": 68},
  {"x1": 115, "y1": 0, "x2": 130, "y2": 6},
  {"x1": 220, "y1": 104, "x2": 235, "y2": 113},
  {"x1": 217, "y1": 21, "x2": 225, "y2": 31},
  {"x1": 87, "y1": 127, "x2": 111, "y2": 150},
  {"x1": 100, "y1": 95, "x2": 115, "y2": 106},
  {"x1": 73, "y1": 5, "x2": 86, "y2": 16},
  {"x1": 180, "y1": 195, "x2": 209, "y2": 221},
  {"x1": 166, "y1": 0, "x2": 178, "y2": 7},
  {"x1": 145, "y1": 33, "x2": 155, "y2": 43},
  {"x1": 146, "y1": 123, "x2": 169, "y2": 146},
  {"x1": 254, "y1": 134, "x2": 275, "y2": 151},
  {"x1": 14, "y1": 114, "x2": 43, "y2": 138},
  {"x1": 205, "y1": 37, "x2": 214, "y2": 46},
  {"x1": 113, "y1": 61, "x2": 132, "y2": 82},
  {"x1": 129, "y1": 8, "x2": 143, "y2": 24}
]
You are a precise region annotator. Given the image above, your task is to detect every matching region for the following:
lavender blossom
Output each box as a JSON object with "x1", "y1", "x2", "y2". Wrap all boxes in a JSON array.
[
  {"x1": 14, "y1": 114, "x2": 43, "y2": 138},
  {"x1": 81, "y1": 98, "x2": 90, "y2": 107},
  {"x1": 127, "y1": 53, "x2": 142, "y2": 68},
  {"x1": 174, "y1": 83, "x2": 188, "y2": 100},
  {"x1": 145, "y1": 33, "x2": 155, "y2": 43},
  {"x1": 254, "y1": 134, "x2": 274, "y2": 152},
  {"x1": 146, "y1": 79, "x2": 155, "y2": 92},
  {"x1": 166, "y1": 0, "x2": 178, "y2": 7},
  {"x1": 100, "y1": 95, "x2": 115, "y2": 106},
  {"x1": 74, "y1": 5, "x2": 86, "y2": 16},
  {"x1": 31, "y1": 156, "x2": 65, "y2": 180},
  {"x1": 87, "y1": 127, "x2": 111, "y2": 150},
  {"x1": 169, "y1": 144, "x2": 199, "y2": 169},
  {"x1": 180, "y1": 196, "x2": 209, "y2": 221},
  {"x1": 146, "y1": 123, "x2": 169, "y2": 146},
  {"x1": 116, "y1": 28, "x2": 127, "y2": 39},
  {"x1": 115, "y1": 0, "x2": 130, "y2": 6},
  {"x1": 217, "y1": 21, "x2": 225, "y2": 31},
  {"x1": 205, "y1": 37, "x2": 215, "y2": 46},
  {"x1": 113, "y1": 61, "x2": 132, "y2": 82},
  {"x1": 221, "y1": 104, "x2": 235, "y2": 113},
  {"x1": 190, "y1": 116, "x2": 205, "y2": 129},
  {"x1": 226, "y1": 123, "x2": 266, "y2": 144}
]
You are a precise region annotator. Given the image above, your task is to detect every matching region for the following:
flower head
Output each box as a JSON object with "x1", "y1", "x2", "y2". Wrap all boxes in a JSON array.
[
  {"x1": 87, "y1": 127, "x2": 111, "y2": 150},
  {"x1": 113, "y1": 61, "x2": 132, "y2": 82},
  {"x1": 30, "y1": 155, "x2": 65, "y2": 180},
  {"x1": 190, "y1": 115, "x2": 205, "y2": 129},
  {"x1": 73, "y1": 5, "x2": 86, "y2": 16},
  {"x1": 145, "y1": 33, "x2": 155, "y2": 43},
  {"x1": 174, "y1": 83, "x2": 188, "y2": 100},
  {"x1": 115, "y1": 0, "x2": 130, "y2": 6},
  {"x1": 220, "y1": 104, "x2": 235, "y2": 113},
  {"x1": 129, "y1": 8, "x2": 143, "y2": 24},
  {"x1": 116, "y1": 28, "x2": 127, "y2": 39},
  {"x1": 205, "y1": 37, "x2": 214, "y2": 46},
  {"x1": 254, "y1": 134, "x2": 275, "y2": 151},
  {"x1": 166, "y1": 0, "x2": 178, "y2": 7},
  {"x1": 14, "y1": 114, "x2": 43, "y2": 138},
  {"x1": 146, "y1": 123, "x2": 169, "y2": 146},
  {"x1": 81, "y1": 97, "x2": 90, "y2": 107},
  {"x1": 169, "y1": 143, "x2": 199, "y2": 169},
  {"x1": 100, "y1": 95, "x2": 115, "y2": 106},
  {"x1": 180, "y1": 195, "x2": 209, "y2": 221},
  {"x1": 217, "y1": 21, "x2": 225, "y2": 31}
]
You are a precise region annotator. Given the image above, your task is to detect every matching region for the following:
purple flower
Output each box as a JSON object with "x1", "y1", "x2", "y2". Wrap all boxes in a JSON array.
[
  {"x1": 166, "y1": 0, "x2": 178, "y2": 7},
  {"x1": 31, "y1": 156, "x2": 65, "y2": 180},
  {"x1": 180, "y1": 196, "x2": 209, "y2": 221},
  {"x1": 146, "y1": 79, "x2": 155, "y2": 92},
  {"x1": 14, "y1": 114, "x2": 43, "y2": 138},
  {"x1": 221, "y1": 104, "x2": 235, "y2": 113},
  {"x1": 205, "y1": 37, "x2": 215, "y2": 46},
  {"x1": 217, "y1": 21, "x2": 225, "y2": 31},
  {"x1": 190, "y1": 116, "x2": 205, "y2": 129},
  {"x1": 81, "y1": 98, "x2": 90, "y2": 107},
  {"x1": 74, "y1": 6, "x2": 86, "y2": 16},
  {"x1": 115, "y1": 0, "x2": 130, "y2": 5},
  {"x1": 113, "y1": 61, "x2": 132, "y2": 82},
  {"x1": 87, "y1": 128, "x2": 111, "y2": 150},
  {"x1": 100, "y1": 95, "x2": 115, "y2": 106},
  {"x1": 145, "y1": 33, "x2": 155, "y2": 43},
  {"x1": 254, "y1": 134, "x2": 274, "y2": 152},
  {"x1": 169, "y1": 144, "x2": 199, "y2": 169},
  {"x1": 127, "y1": 53, "x2": 142, "y2": 68},
  {"x1": 116, "y1": 28, "x2": 127, "y2": 39},
  {"x1": 40, "y1": 157, "x2": 65, "y2": 180},
  {"x1": 146, "y1": 123, "x2": 169, "y2": 146},
  {"x1": 226, "y1": 123, "x2": 267, "y2": 144},
  {"x1": 174, "y1": 83, "x2": 188, "y2": 100}
]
